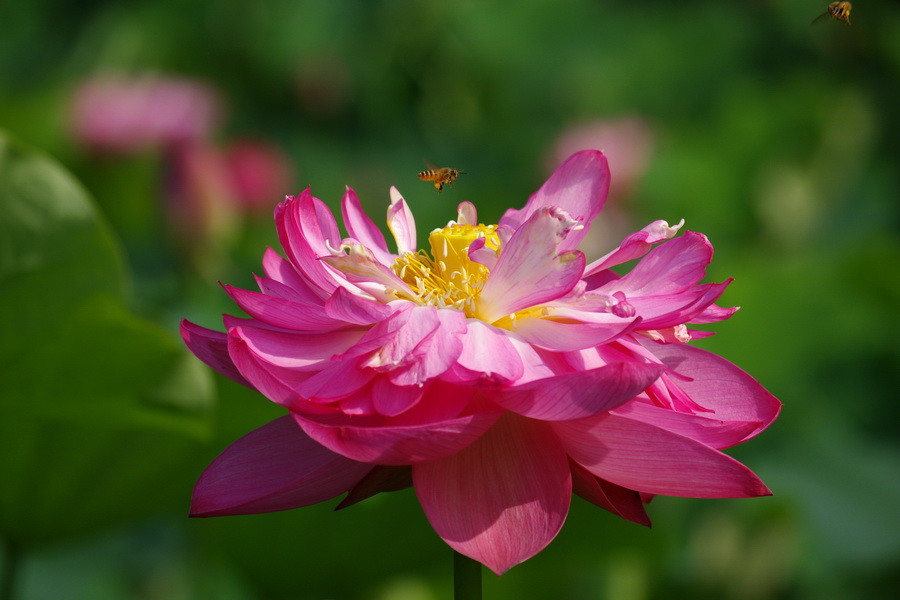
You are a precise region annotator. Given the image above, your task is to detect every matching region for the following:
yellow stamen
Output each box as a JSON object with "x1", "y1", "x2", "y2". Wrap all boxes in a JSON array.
[{"x1": 391, "y1": 223, "x2": 499, "y2": 318}]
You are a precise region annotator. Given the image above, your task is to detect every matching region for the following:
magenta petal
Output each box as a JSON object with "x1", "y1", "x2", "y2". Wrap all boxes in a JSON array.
[
  {"x1": 180, "y1": 319, "x2": 252, "y2": 388},
  {"x1": 387, "y1": 187, "x2": 417, "y2": 254},
  {"x1": 260, "y1": 247, "x2": 327, "y2": 303},
  {"x1": 612, "y1": 401, "x2": 763, "y2": 450},
  {"x1": 190, "y1": 416, "x2": 371, "y2": 517},
  {"x1": 223, "y1": 284, "x2": 348, "y2": 331},
  {"x1": 335, "y1": 465, "x2": 413, "y2": 510},
  {"x1": 512, "y1": 314, "x2": 639, "y2": 351},
  {"x1": 492, "y1": 362, "x2": 664, "y2": 421},
  {"x1": 554, "y1": 414, "x2": 772, "y2": 498},
  {"x1": 413, "y1": 414, "x2": 571, "y2": 575},
  {"x1": 295, "y1": 409, "x2": 503, "y2": 465},
  {"x1": 611, "y1": 231, "x2": 713, "y2": 296},
  {"x1": 341, "y1": 186, "x2": 393, "y2": 264},
  {"x1": 570, "y1": 460, "x2": 650, "y2": 527},
  {"x1": 478, "y1": 206, "x2": 586, "y2": 322},
  {"x1": 639, "y1": 341, "x2": 781, "y2": 438},
  {"x1": 324, "y1": 286, "x2": 395, "y2": 325},
  {"x1": 500, "y1": 150, "x2": 610, "y2": 252},
  {"x1": 584, "y1": 219, "x2": 684, "y2": 277},
  {"x1": 455, "y1": 320, "x2": 524, "y2": 382}
]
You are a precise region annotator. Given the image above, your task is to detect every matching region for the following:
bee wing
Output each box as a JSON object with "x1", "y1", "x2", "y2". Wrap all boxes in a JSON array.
[
  {"x1": 424, "y1": 160, "x2": 440, "y2": 170},
  {"x1": 811, "y1": 11, "x2": 830, "y2": 25}
]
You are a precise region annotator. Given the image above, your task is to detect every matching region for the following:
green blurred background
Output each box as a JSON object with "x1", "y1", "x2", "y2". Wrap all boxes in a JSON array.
[{"x1": 1, "y1": 0, "x2": 898, "y2": 598}]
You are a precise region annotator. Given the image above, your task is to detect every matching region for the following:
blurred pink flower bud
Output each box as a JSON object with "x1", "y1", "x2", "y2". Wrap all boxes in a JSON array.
[
  {"x1": 70, "y1": 75, "x2": 224, "y2": 154},
  {"x1": 223, "y1": 139, "x2": 296, "y2": 213}
]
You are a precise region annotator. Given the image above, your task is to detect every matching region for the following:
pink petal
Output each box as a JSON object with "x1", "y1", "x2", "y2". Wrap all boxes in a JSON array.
[
  {"x1": 335, "y1": 465, "x2": 413, "y2": 510},
  {"x1": 612, "y1": 400, "x2": 763, "y2": 449},
  {"x1": 454, "y1": 320, "x2": 524, "y2": 383},
  {"x1": 261, "y1": 247, "x2": 328, "y2": 302},
  {"x1": 500, "y1": 150, "x2": 609, "y2": 252},
  {"x1": 456, "y1": 201, "x2": 477, "y2": 225},
  {"x1": 608, "y1": 231, "x2": 713, "y2": 297},
  {"x1": 223, "y1": 284, "x2": 348, "y2": 331},
  {"x1": 180, "y1": 319, "x2": 252, "y2": 388},
  {"x1": 275, "y1": 192, "x2": 340, "y2": 293},
  {"x1": 294, "y1": 359, "x2": 374, "y2": 402},
  {"x1": 387, "y1": 187, "x2": 416, "y2": 254},
  {"x1": 583, "y1": 219, "x2": 684, "y2": 277},
  {"x1": 372, "y1": 376, "x2": 426, "y2": 416},
  {"x1": 570, "y1": 460, "x2": 650, "y2": 526},
  {"x1": 625, "y1": 281, "x2": 732, "y2": 330},
  {"x1": 190, "y1": 416, "x2": 371, "y2": 517},
  {"x1": 492, "y1": 362, "x2": 664, "y2": 421},
  {"x1": 340, "y1": 186, "x2": 393, "y2": 264},
  {"x1": 226, "y1": 327, "x2": 314, "y2": 408},
  {"x1": 511, "y1": 313, "x2": 639, "y2": 351},
  {"x1": 319, "y1": 245, "x2": 412, "y2": 299},
  {"x1": 387, "y1": 308, "x2": 467, "y2": 386},
  {"x1": 295, "y1": 409, "x2": 503, "y2": 465},
  {"x1": 254, "y1": 273, "x2": 324, "y2": 306},
  {"x1": 323, "y1": 286, "x2": 395, "y2": 325},
  {"x1": 413, "y1": 413, "x2": 571, "y2": 575},
  {"x1": 638, "y1": 341, "x2": 781, "y2": 438},
  {"x1": 230, "y1": 322, "x2": 365, "y2": 371},
  {"x1": 554, "y1": 414, "x2": 772, "y2": 498},
  {"x1": 478, "y1": 206, "x2": 586, "y2": 323}
]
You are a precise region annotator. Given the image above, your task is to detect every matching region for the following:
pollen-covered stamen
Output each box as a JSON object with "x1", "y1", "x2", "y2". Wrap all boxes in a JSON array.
[{"x1": 391, "y1": 222, "x2": 500, "y2": 317}]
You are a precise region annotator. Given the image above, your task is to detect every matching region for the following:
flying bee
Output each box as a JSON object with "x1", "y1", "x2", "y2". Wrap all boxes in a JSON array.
[
  {"x1": 812, "y1": 2, "x2": 852, "y2": 25},
  {"x1": 417, "y1": 166, "x2": 464, "y2": 193}
]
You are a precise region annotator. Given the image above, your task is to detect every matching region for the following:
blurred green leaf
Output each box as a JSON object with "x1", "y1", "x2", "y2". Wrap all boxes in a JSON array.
[{"x1": 0, "y1": 131, "x2": 214, "y2": 545}]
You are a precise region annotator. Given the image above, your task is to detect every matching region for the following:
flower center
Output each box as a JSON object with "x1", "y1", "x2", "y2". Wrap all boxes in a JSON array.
[{"x1": 391, "y1": 223, "x2": 499, "y2": 317}]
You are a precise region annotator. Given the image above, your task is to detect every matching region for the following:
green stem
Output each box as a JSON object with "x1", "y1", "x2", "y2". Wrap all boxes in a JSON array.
[
  {"x1": 0, "y1": 540, "x2": 20, "y2": 600},
  {"x1": 453, "y1": 550, "x2": 482, "y2": 600}
]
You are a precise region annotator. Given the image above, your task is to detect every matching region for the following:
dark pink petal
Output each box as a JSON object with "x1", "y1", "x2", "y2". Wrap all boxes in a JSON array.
[
  {"x1": 612, "y1": 400, "x2": 763, "y2": 449},
  {"x1": 254, "y1": 273, "x2": 324, "y2": 306},
  {"x1": 335, "y1": 465, "x2": 413, "y2": 510},
  {"x1": 275, "y1": 192, "x2": 340, "y2": 293},
  {"x1": 324, "y1": 286, "x2": 395, "y2": 325},
  {"x1": 180, "y1": 319, "x2": 253, "y2": 388},
  {"x1": 387, "y1": 308, "x2": 467, "y2": 386},
  {"x1": 372, "y1": 376, "x2": 426, "y2": 416},
  {"x1": 320, "y1": 245, "x2": 412, "y2": 299},
  {"x1": 691, "y1": 302, "x2": 740, "y2": 324},
  {"x1": 570, "y1": 460, "x2": 650, "y2": 526},
  {"x1": 226, "y1": 328, "x2": 313, "y2": 408},
  {"x1": 583, "y1": 219, "x2": 684, "y2": 277},
  {"x1": 231, "y1": 322, "x2": 365, "y2": 370},
  {"x1": 295, "y1": 409, "x2": 503, "y2": 465},
  {"x1": 454, "y1": 320, "x2": 524, "y2": 382},
  {"x1": 413, "y1": 414, "x2": 571, "y2": 575},
  {"x1": 298, "y1": 188, "x2": 342, "y2": 258},
  {"x1": 626, "y1": 281, "x2": 732, "y2": 330},
  {"x1": 339, "y1": 305, "x2": 438, "y2": 366},
  {"x1": 467, "y1": 236, "x2": 499, "y2": 270},
  {"x1": 478, "y1": 207, "x2": 586, "y2": 323},
  {"x1": 340, "y1": 186, "x2": 393, "y2": 264},
  {"x1": 607, "y1": 231, "x2": 713, "y2": 296},
  {"x1": 638, "y1": 341, "x2": 781, "y2": 437},
  {"x1": 554, "y1": 414, "x2": 772, "y2": 498},
  {"x1": 387, "y1": 187, "x2": 416, "y2": 254},
  {"x1": 500, "y1": 150, "x2": 610, "y2": 252},
  {"x1": 190, "y1": 416, "x2": 371, "y2": 517},
  {"x1": 223, "y1": 284, "x2": 348, "y2": 331},
  {"x1": 261, "y1": 246, "x2": 328, "y2": 302},
  {"x1": 294, "y1": 359, "x2": 374, "y2": 402},
  {"x1": 512, "y1": 314, "x2": 639, "y2": 351},
  {"x1": 492, "y1": 362, "x2": 664, "y2": 421}
]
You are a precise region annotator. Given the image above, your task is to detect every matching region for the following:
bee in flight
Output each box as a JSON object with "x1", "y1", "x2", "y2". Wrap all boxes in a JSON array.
[
  {"x1": 417, "y1": 166, "x2": 464, "y2": 193},
  {"x1": 812, "y1": 1, "x2": 852, "y2": 25}
]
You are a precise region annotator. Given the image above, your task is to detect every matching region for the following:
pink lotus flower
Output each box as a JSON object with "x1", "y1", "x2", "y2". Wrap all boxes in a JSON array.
[{"x1": 182, "y1": 150, "x2": 780, "y2": 575}]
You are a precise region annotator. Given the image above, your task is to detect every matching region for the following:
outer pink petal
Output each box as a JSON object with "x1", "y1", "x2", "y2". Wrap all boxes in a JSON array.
[
  {"x1": 226, "y1": 327, "x2": 314, "y2": 408},
  {"x1": 511, "y1": 314, "x2": 639, "y2": 351},
  {"x1": 583, "y1": 219, "x2": 684, "y2": 278},
  {"x1": 639, "y1": 341, "x2": 781, "y2": 438},
  {"x1": 323, "y1": 286, "x2": 395, "y2": 325},
  {"x1": 500, "y1": 150, "x2": 609, "y2": 252},
  {"x1": 340, "y1": 186, "x2": 393, "y2": 265},
  {"x1": 336, "y1": 465, "x2": 413, "y2": 509},
  {"x1": 275, "y1": 191, "x2": 340, "y2": 293},
  {"x1": 180, "y1": 319, "x2": 252, "y2": 388},
  {"x1": 223, "y1": 284, "x2": 348, "y2": 331},
  {"x1": 491, "y1": 362, "x2": 664, "y2": 421},
  {"x1": 611, "y1": 401, "x2": 763, "y2": 449},
  {"x1": 387, "y1": 308, "x2": 466, "y2": 386},
  {"x1": 606, "y1": 231, "x2": 713, "y2": 297},
  {"x1": 454, "y1": 320, "x2": 524, "y2": 383},
  {"x1": 413, "y1": 413, "x2": 571, "y2": 575},
  {"x1": 230, "y1": 322, "x2": 365, "y2": 370},
  {"x1": 478, "y1": 206, "x2": 586, "y2": 323},
  {"x1": 295, "y1": 409, "x2": 503, "y2": 465},
  {"x1": 554, "y1": 413, "x2": 772, "y2": 498},
  {"x1": 387, "y1": 187, "x2": 416, "y2": 254},
  {"x1": 261, "y1": 246, "x2": 328, "y2": 302},
  {"x1": 626, "y1": 281, "x2": 732, "y2": 330},
  {"x1": 569, "y1": 460, "x2": 650, "y2": 526},
  {"x1": 190, "y1": 416, "x2": 371, "y2": 517},
  {"x1": 320, "y1": 246, "x2": 413, "y2": 300}
]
